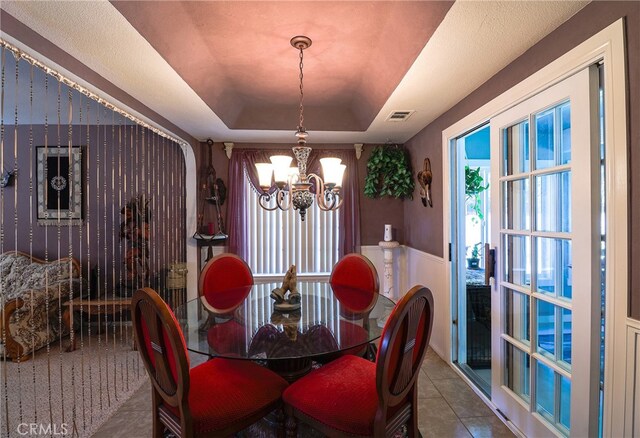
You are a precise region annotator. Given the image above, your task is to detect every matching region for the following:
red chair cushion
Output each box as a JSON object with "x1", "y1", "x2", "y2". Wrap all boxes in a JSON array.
[
  {"x1": 166, "y1": 358, "x2": 288, "y2": 435},
  {"x1": 140, "y1": 305, "x2": 189, "y2": 383},
  {"x1": 201, "y1": 256, "x2": 253, "y2": 312},
  {"x1": 207, "y1": 320, "x2": 247, "y2": 357},
  {"x1": 283, "y1": 354, "x2": 377, "y2": 435}
]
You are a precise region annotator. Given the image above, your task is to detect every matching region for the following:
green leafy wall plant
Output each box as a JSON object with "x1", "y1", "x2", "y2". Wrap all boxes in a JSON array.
[
  {"x1": 364, "y1": 145, "x2": 414, "y2": 199},
  {"x1": 465, "y1": 165, "x2": 489, "y2": 219}
]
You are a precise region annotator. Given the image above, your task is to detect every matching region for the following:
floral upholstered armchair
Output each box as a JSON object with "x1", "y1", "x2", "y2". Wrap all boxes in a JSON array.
[{"x1": 0, "y1": 251, "x2": 83, "y2": 361}]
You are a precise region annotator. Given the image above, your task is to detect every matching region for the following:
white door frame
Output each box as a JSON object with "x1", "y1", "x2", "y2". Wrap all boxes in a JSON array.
[{"x1": 442, "y1": 20, "x2": 628, "y2": 436}]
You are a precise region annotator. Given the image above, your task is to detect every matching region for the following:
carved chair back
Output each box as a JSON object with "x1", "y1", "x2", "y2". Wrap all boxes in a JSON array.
[
  {"x1": 374, "y1": 285, "x2": 434, "y2": 435},
  {"x1": 132, "y1": 287, "x2": 191, "y2": 425}
]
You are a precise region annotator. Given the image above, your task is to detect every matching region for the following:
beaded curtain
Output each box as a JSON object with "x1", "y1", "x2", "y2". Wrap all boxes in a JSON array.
[{"x1": 0, "y1": 42, "x2": 187, "y2": 437}]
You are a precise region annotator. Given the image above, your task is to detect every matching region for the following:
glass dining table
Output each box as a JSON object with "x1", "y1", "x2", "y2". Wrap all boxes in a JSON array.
[{"x1": 174, "y1": 279, "x2": 393, "y2": 381}]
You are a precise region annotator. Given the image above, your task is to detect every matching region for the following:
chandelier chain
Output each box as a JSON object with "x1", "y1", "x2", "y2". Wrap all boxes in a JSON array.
[{"x1": 298, "y1": 46, "x2": 304, "y2": 131}]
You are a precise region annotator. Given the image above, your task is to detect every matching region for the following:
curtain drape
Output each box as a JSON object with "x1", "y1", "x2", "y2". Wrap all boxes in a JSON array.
[{"x1": 226, "y1": 148, "x2": 360, "y2": 259}]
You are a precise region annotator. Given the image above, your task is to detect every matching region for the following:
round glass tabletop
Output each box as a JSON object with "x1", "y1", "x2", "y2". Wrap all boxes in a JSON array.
[{"x1": 174, "y1": 280, "x2": 394, "y2": 363}]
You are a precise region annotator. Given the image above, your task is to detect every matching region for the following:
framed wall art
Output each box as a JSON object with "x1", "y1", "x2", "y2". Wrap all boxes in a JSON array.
[{"x1": 37, "y1": 146, "x2": 84, "y2": 225}]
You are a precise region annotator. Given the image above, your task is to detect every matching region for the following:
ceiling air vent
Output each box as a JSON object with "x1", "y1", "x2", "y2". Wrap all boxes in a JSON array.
[{"x1": 385, "y1": 110, "x2": 415, "y2": 122}]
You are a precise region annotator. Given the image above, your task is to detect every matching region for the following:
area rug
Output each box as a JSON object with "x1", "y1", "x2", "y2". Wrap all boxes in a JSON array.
[{"x1": 1, "y1": 329, "x2": 146, "y2": 438}]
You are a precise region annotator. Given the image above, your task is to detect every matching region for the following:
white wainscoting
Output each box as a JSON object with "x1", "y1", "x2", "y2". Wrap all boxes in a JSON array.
[
  {"x1": 362, "y1": 245, "x2": 448, "y2": 360},
  {"x1": 405, "y1": 247, "x2": 448, "y2": 359},
  {"x1": 625, "y1": 321, "x2": 640, "y2": 437}
]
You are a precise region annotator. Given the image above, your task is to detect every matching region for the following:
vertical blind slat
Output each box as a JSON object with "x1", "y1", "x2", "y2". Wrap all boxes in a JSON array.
[{"x1": 245, "y1": 186, "x2": 338, "y2": 274}]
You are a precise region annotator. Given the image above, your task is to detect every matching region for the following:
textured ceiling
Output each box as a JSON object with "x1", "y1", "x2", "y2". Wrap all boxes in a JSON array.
[
  {"x1": 111, "y1": 1, "x2": 453, "y2": 132},
  {"x1": 0, "y1": 1, "x2": 590, "y2": 144}
]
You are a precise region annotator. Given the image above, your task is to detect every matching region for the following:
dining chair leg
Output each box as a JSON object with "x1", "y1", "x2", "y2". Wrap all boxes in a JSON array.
[
  {"x1": 151, "y1": 392, "x2": 164, "y2": 438},
  {"x1": 366, "y1": 342, "x2": 378, "y2": 361},
  {"x1": 285, "y1": 413, "x2": 297, "y2": 438},
  {"x1": 274, "y1": 407, "x2": 286, "y2": 438},
  {"x1": 407, "y1": 388, "x2": 419, "y2": 438}
]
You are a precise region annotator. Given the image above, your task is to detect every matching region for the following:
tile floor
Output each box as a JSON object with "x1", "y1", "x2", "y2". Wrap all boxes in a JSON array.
[{"x1": 92, "y1": 349, "x2": 514, "y2": 437}]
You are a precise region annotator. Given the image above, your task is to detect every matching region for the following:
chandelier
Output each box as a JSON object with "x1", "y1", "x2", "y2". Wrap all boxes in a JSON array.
[{"x1": 255, "y1": 36, "x2": 345, "y2": 221}]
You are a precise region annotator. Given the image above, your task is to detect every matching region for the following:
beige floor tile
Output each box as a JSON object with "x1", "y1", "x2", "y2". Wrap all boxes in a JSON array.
[
  {"x1": 419, "y1": 417, "x2": 473, "y2": 438},
  {"x1": 91, "y1": 407, "x2": 152, "y2": 438},
  {"x1": 432, "y1": 379, "x2": 494, "y2": 418},
  {"x1": 417, "y1": 371, "x2": 442, "y2": 399},
  {"x1": 421, "y1": 355, "x2": 460, "y2": 380},
  {"x1": 418, "y1": 396, "x2": 459, "y2": 423},
  {"x1": 461, "y1": 416, "x2": 515, "y2": 438},
  {"x1": 118, "y1": 380, "x2": 151, "y2": 412}
]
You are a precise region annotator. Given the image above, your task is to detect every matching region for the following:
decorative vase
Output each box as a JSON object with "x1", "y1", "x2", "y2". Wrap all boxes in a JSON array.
[{"x1": 384, "y1": 224, "x2": 392, "y2": 242}]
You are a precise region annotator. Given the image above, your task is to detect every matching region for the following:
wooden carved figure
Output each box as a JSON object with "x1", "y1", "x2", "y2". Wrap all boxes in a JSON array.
[
  {"x1": 119, "y1": 194, "x2": 151, "y2": 296},
  {"x1": 270, "y1": 265, "x2": 301, "y2": 311}
]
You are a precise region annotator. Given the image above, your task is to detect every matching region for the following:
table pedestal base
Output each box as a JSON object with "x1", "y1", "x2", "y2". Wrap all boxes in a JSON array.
[{"x1": 267, "y1": 358, "x2": 312, "y2": 383}]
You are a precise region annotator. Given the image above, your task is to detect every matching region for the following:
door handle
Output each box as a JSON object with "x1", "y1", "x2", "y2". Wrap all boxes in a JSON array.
[{"x1": 484, "y1": 243, "x2": 496, "y2": 286}]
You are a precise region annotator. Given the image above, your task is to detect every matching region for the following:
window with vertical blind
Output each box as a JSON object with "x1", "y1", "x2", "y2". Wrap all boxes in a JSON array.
[{"x1": 244, "y1": 182, "x2": 340, "y2": 275}]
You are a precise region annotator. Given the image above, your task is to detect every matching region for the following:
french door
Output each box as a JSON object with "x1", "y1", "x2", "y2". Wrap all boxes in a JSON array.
[{"x1": 489, "y1": 67, "x2": 600, "y2": 437}]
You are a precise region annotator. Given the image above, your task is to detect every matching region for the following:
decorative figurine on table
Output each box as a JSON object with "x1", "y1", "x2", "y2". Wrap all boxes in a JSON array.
[{"x1": 270, "y1": 265, "x2": 301, "y2": 311}]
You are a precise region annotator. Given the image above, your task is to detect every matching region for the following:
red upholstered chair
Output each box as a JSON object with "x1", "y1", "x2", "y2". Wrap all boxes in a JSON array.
[
  {"x1": 199, "y1": 253, "x2": 254, "y2": 314},
  {"x1": 330, "y1": 254, "x2": 380, "y2": 358},
  {"x1": 132, "y1": 287, "x2": 288, "y2": 437},
  {"x1": 283, "y1": 285, "x2": 434, "y2": 437},
  {"x1": 330, "y1": 253, "x2": 380, "y2": 307}
]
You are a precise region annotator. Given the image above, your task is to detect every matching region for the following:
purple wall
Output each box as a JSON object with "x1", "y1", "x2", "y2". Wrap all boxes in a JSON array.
[
  {"x1": 1, "y1": 123, "x2": 186, "y2": 295},
  {"x1": 200, "y1": 141, "x2": 406, "y2": 246},
  {"x1": 403, "y1": 2, "x2": 640, "y2": 317}
]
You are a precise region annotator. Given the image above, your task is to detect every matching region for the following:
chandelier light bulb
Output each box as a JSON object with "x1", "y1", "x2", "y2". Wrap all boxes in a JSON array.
[
  {"x1": 334, "y1": 164, "x2": 346, "y2": 189},
  {"x1": 320, "y1": 157, "x2": 343, "y2": 187},
  {"x1": 256, "y1": 163, "x2": 274, "y2": 190},
  {"x1": 270, "y1": 155, "x2": 293, "y2": 186}
]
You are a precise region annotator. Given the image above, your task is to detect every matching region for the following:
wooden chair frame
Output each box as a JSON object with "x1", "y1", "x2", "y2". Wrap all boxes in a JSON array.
[
  {"x1": 132, "y1": 287, "x2": 281, "y2": 437},
  {"x1": 285, "y1": 285, "x2": 434, "y2": 438},
  {"x1": 132, "y1": 287, "x2": 193, "y2": 437}
]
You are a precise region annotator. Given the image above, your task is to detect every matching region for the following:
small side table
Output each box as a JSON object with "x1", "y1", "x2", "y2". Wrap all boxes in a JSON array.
[{"x1": 62, "y1": 298, "x2": 133, "y2": 352}]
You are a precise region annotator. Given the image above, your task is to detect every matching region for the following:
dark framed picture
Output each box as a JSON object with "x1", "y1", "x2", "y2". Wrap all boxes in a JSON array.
[{"x1": 37, "y1": 146, "x2": 83, "y2": 225}]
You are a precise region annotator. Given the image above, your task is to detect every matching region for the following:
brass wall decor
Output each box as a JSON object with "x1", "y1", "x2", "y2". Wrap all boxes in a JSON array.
[
  {"x1": 270, "y1": 265, "x2": 301, "y2": 311},
  {"x1": 417, "y1": 158, "x2": 433, "y2": 207}
]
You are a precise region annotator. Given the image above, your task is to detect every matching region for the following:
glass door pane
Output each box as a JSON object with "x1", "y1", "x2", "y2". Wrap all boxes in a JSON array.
[{"x1": 490, "y1": 67, "x2": 600, "y2": 438}]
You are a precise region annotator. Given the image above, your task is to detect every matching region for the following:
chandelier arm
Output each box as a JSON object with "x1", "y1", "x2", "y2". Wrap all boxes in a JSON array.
[
  {"x1": 307, "y1": 173, "x2": 342, "y2": 211},
  {"x1": 330, "y1": 193, "x2": 344, "y2": 210},
  {"x1": 258, "y1": 191, "x2": 281, "y2": 211},
  {"x1": 274, "y1": 188, "x2": 293, "y2": 211},
  {"x1": 317, "y1": 192, "x2": 343, "y2": 211}
]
